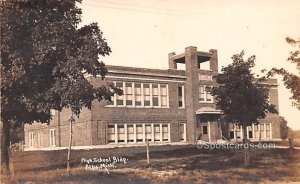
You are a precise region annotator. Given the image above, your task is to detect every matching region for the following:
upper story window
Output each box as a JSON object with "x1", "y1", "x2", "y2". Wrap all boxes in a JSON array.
[
  {"x1": 49, "y1": 129, "x2": 56, "y2": 147},
  {"x1": 125, "y1": 83, "x2": 133, "y2": 106},
  {"x1": 107, "y1": 81, "x2": 169, "y2": 108},
  {"x1": 143, "y1": 84, "x2": 151, "y2": 107},
  {"x1": 135, "y1": 83, "x2": 142, "y2": 106},
  {"x1": 199, "y1": 85, "x2": 213, "y2": 103},
  {"x1": 152, "y1": 84, "x2": 159, "y2": 107},
  {"x1": 160, "y1": 85, "x2": 168, "y2": 108},
  {"x1": 29, "y1": 132, "x2": 34, "y2": 148},
  {"x1": 178, "y1": 85, "x2": 185, "y2": 108},
  {"x1": 116, "y1": 82, "x2": 124, "y2": 106}
]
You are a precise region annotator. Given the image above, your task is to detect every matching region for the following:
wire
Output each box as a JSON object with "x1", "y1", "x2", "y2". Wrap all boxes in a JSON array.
[{"x1": 80, "y1": 1, "x2": 202, "y2": 17}]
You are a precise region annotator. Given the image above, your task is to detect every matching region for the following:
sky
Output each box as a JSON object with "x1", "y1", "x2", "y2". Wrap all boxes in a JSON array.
[{"x1": 78, "y1": 0, "x2": 300, "y2": 130}]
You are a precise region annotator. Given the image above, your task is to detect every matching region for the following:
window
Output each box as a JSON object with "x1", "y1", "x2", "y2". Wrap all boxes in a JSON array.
[
  {"x1": 107, "y1": 125, "x2": 115, "y2": 143},
  {"x1": 199, "y1": 86, "x2": 205, "y2": 101},
  {"x1": 178, "y1": 85, "x2": 185, "y2": 108},
  {"x1": 145, "y1": 124, "x2": 152, "y2": 141},
  {"x1": 236, "y1": 125, "x2": 241, "y2": 139},
  {"x1": 248, "y1": 126, "x2": 253, "y2": 139},
  {"x1": 230, "y1": 131, "x2": 234, "y2": 139},
  {"x1": 127, "y1": 124, "x2": 134, "y2": 142},
  {"x1": 206, "y1": 90, "x2": 212, "y2": 102},
  {"x1": 37, "y1": 132, "x2": 42, "y2": 147},
  {"x1": 180, "y1": 123, "x2": 186, "y2": 142},
  {"x1": 116, "y1": 82, "x2": 124, "y2": 106},
  {"x1": 154, "y1": 124, "x2": 160, "y2": 142},
  {"x1": 29, "y1": 132, "x2": 34, "y2": 148},
  {"x1": 135, "y1": 83, "x2": 142, "y2": 106},
  {"x1": 107, "y1": 95, "x2": 114, "y2": 106},
  {"x1": 160, "y1": 85, "x2": 168, "y2": 107},
  {"x1": 136, "y1": 125, "x2": 143, "y2": 142},
  {"x1": 266, "y1": 123, "x2": 271, "y2": 138},
  {"x1": 106, "y1": 81, "x2": 115, "y2": 106},
  {"x1": 106, "y1": 123, "x2": 169, "y2": 144},
  {"x1": 260, "y1": 124, "x2": 265, "y2": 138},
  {"x1": 152, "y1": 84, "x2": 159, "y2": 107},
  {"x1": 254, "y1": 124, "x2": 259, "y2": 138},
  {"x1": 125, "y1": 83, "x2": 133, "y2": 106},
  {"x1": 117, "y1": 125, "x2": 125, "y2": 142},
  {"x1": 49, "y1": 129, "x2": 56, "y2": 146},
  {"x1": 199, "y1": 85, "x2": 213, "y2": 103},
  {"x1": 107, "y1": 82, "x2": 169, "y2": 108},
  {"x1": 202, "y1": 125, "x2": 208, "y2": 134},
  {"x1": 143, "y1": 84, "x2": 151, "y2": 107},
  {"x1": 162, "y1": 124, "x2": 169, "y2": 141}
]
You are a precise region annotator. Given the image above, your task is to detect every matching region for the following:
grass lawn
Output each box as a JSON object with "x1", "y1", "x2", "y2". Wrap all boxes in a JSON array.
[{"x1": 2, "y1": 145, "x2": 300, "y2": 184}]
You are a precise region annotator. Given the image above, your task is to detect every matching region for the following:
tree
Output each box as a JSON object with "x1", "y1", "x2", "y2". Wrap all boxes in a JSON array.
[
  {"x1": 267, "y1": 37, "x2": 300, "y2": 110},
  {"x1": 1, "y1": 0, "x2": 120, "y2": 176},
  {"x1": 211, "y1": 51, "x2": 277, "y2": 166}
]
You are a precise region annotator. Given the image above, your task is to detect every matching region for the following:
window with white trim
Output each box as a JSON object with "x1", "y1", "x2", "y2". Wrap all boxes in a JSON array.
[
  {"x1": 199, "y1": 86, "x2": 205, "y2": 101},
  {"x1": 178, "y1": 85, "x2": 185, "y2": 108},
  {"x1": 145, "y1": 124, "x2": 152, "y2": 141},
  {"x1": 116, "y1": 82, "x2": 124, "y2": 106},
  {"x1": 117, "y1": 125, "x2": 125, "y2": 143},
  {"x1": 180, "y1": 123, "x2": 186, "y2": 142},
  {"x1": 154, "y1": 124, "x2": 160, "y2": 142},
  {"x1": 49, "y1": 129, "x2": 56, "y2": 146},
  {"x1": 160, "y1": 85, "x2": 168, "y2": 107},
  {"x1": 37, "y1": 132, "x2": 42, "y2": 147},
  {"x1": 107, "y1": 125, "x2": 115, "y2": 143},
  {"x1": 143, "y1": 84, "x2": 151, "y2": 107},
  {"x1": 127, "y1": 124, "x2": 134, "y2": 142},
  {"x1": 136, "y1": 125, "x2": 143, "y2": 142},
  {"x1": 152, "y1": 84, "x2": 159, "y2": 107},
  {"x1": 29, "y1": 132, "x2": 34, "y2": 148},
  {"x1": 266, "y1": 123, "x2": 271, "y2": 138},
  {"x1": 135, "y1": 83, "x2": 142, "y2": 106},
  {"x1": 254, "y1": 124, "x2": 259, "y2": 138},
  {"x1": 125, "y1": 83, "x2": 133, "y2": 106},
  {"x1": 106, "y1": 123, "x2": 170, "y2": 144},
  {"x1": 107, "y1": 81, "x2": 169, "y2": 108},
  {"x1": 162, "y1": 124, "x2": 169, "y2": 141},
  {"x1": 199, "y1": 85, "x2": 213, "y2": 103},
  {"x1": 236, "y1": 124, "x2": 241, "y2": 139},
  {"x1": 260, "y1": 124, "x2": 265, "y2": 138}
]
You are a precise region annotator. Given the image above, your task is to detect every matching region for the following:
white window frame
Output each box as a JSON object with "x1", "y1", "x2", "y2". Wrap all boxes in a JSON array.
[
  {"x1": 125, "y1": 82, "x2": 133, "y2": 106},
  {"x1": 180, "y1": 123, "x2": 186, "y2": 142},
  {"x1": 107, "y1": 124, "x2": 116, "y2": 143},
  {"x1": 106, "y1": 81, "x2": 169, "y2": 108},
  {"x1": 49, "y1": 129, "x2": 56, "y2": 147},
  {"x1": 29, "y1": 132, "x2": 34, "y2": 148},
  {"x1": 178, "y1": 85, "x2": 185, "y2": 108},
  {"x1": 107, "y1": 123, "x2": 170, "y2": 144},
  {"x1": 37, "y1": 131, "x2": 42, "y2": 147},
  {"x1": 199, "y1": 85, "x2": 214, "y2": 103}
]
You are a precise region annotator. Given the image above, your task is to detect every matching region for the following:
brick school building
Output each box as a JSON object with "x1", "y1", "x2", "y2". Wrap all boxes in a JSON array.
[{"x1": 24, "y1": 46, "x2": 285, "y2": 149}]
